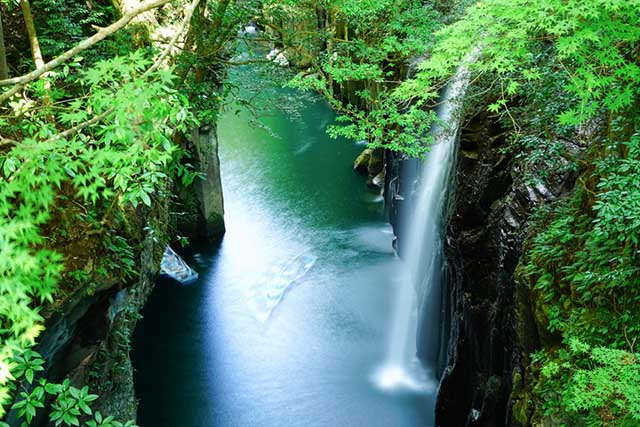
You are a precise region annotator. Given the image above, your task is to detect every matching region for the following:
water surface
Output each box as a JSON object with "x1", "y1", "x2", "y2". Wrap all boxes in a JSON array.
[{"x1": 132, "y1": 82, "x2": 435, "y2": 426}]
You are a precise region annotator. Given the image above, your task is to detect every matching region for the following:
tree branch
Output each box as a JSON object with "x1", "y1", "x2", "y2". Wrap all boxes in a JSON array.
[
  {"x1": 44, "y1": 0, "x2": 200, "y2": 144},
  {"x1": 46, "y1": 108, "x2": 113, "y2": 143},
  {"x1": 0, "y1": 0, "x2": 172, "y2": 104},
  {"x1": 143, "y1": 0, "x2": 199, "y2": 76}
]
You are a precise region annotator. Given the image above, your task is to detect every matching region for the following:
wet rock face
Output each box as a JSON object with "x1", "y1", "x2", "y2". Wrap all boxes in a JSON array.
[
  {"x1": 384, "y1": 150, "x2": 413, "y2": 253},
  {"x1": 435, "y1": 112, "x2": 579, "y2": 427}
]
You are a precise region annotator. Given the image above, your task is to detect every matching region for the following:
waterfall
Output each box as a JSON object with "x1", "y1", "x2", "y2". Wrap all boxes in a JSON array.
[{"x1": 373, "y1": 62, "x2": 473, "y2": 392}]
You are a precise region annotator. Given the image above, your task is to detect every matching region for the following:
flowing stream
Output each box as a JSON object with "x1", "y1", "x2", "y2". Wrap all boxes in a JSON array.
[{"x1": 132, "y1": 69, "x2": 436, "y2": 425}]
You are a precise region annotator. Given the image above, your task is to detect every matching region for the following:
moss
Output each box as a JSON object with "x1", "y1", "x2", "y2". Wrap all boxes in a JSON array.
[
  {"x1": 512, "y1": 370, "x2": 523, "y2": 395},
  {"x1": 485, "y1": 375, "x2": 502, "y2": 397},
  {"x1": 207, "y1": 212, "x2": 226, "y2": 237},
  {"x1": 512, "y1": 394, "x2": 531, "y2": 425}
]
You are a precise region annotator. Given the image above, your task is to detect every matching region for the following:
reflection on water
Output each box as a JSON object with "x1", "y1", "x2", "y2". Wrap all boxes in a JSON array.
[{"x1": 132, "y1": 83, "x2": 435, "y2": 426}]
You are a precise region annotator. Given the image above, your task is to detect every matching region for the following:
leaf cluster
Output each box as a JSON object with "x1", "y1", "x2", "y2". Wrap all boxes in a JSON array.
[
  {"x1": 532, "y1": 338, "x2": 640, "y2": 426},
  {"x1": 402, "y1": 0, "x2": 640, "y2": 127},
  {"x1": 280, "y1": 0, "x2": 443, "y2": 155},
  {"x1": 0, "y1": 52, "x2": 197, "y2": 415},
  {"x1": 1, "y1": 349, "x2": 136, "y2": 427},
  {"x1": 523, "y1": 133, "x2": 640, "y2": 424}
]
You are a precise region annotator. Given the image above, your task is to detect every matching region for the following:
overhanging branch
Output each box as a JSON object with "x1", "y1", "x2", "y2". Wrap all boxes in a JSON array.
[
  {"x1": 0, "y1": 0, "x2": 172, "y2": 104},
  {"x1": 44, "y1": 0, "x2": 201, "y2": 144}
]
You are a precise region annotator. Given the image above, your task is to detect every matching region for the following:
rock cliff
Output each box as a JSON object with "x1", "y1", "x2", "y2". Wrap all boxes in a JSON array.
[{"x1": 435, "y1": 111, "x2": 579, "y2": 426}]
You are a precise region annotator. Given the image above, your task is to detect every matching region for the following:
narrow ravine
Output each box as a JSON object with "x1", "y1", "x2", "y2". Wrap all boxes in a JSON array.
[
  {"x1": 132, "y1": 76, "x2": 435, "y2": 426},
  {"x1": 3, "y1": 2, "x2": 635, "y2": 426}
]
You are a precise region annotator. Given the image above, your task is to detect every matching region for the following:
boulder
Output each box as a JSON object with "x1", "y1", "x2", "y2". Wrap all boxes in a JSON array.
[
  {"x1": 371, "y1": 170, "x2": 385, "y2": 189},
  {"x1": 367, "y1": 148, "x2": 385, "y2": 177}
]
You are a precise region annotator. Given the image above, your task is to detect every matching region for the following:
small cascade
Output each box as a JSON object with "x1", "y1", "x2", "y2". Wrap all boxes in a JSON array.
[{"x1": 373, "y1": 62, "x2": 474, "y2": 392}]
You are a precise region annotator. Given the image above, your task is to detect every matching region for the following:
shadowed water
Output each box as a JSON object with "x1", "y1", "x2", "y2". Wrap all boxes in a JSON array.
[{"x1": 132, "y1": 79, "x2": 436, "y2": 425}]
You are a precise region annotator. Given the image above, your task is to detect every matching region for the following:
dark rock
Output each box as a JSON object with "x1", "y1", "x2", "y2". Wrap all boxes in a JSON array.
[{"x1": 435, "y1": 112, "x2": 580, "y2": 427}]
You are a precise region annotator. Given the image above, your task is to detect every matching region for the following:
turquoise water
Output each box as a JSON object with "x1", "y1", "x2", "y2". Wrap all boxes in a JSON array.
[{"x1": 132, "y1": 82, "x2": 435, "y2": 426}]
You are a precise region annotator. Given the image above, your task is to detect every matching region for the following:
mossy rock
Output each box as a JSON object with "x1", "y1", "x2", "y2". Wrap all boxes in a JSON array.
[{"x1": 354, "y1": 148, "x2": 373, "y2": 175}]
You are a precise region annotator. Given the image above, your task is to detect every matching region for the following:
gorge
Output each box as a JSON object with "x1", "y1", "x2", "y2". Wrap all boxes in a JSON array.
[
  {"x1": 132, "y1": 65, "x2": 437, "y2": 426},
  {"x1": 1, "y1": 1, "x2": 639, "y2": 427}
]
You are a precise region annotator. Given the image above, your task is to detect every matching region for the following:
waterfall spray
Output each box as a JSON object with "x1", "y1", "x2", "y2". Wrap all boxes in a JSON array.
[{"x1": 373, "y1": 61, "x2": 474, "y2": 393}]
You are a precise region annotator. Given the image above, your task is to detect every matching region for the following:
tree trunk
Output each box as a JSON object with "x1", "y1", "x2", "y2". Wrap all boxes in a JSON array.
[
  {"x1": 0, "y1": 10, "x2": 8, "y2": 79},
  {"x1": 20, "y1": 0, "x2": 45, "y2": 69},
  {"x1": 20, "y1": 0, "x2": 51, "y2": 94}
]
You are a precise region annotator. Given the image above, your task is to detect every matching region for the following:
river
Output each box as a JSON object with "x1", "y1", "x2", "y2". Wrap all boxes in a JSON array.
[{"x1": 132, "y1": 74, "x2": 435, "y2": 426}]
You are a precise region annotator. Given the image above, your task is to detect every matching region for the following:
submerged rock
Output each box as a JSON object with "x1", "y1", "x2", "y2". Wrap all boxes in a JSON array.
[{"x1": 246, "y1": 252, "x2": 317, "y2": 322}]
